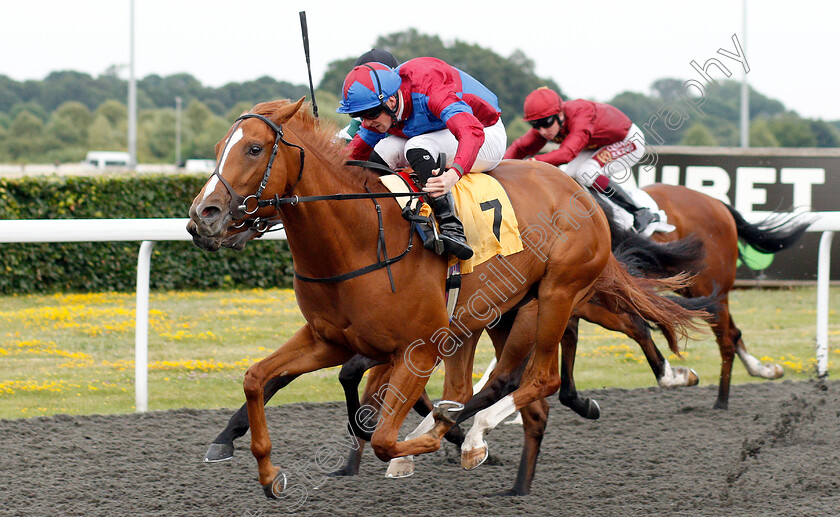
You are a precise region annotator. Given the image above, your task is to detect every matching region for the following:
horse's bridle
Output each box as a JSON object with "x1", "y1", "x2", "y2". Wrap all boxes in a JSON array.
[
  {"x1": 208, "y1": 112, "x2": 428, "y2": 290},
  {"x1": 210, "y1": 113, "x2": 305, "y2": 233}
]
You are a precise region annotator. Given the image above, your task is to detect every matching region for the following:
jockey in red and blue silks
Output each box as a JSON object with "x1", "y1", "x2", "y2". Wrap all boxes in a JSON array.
[
  {"x1": 337, "y1": 57, "x2": 507, "y2": 260},
  {"x1": 505, "y1": 87, "x2": 658, "y2": 233}
]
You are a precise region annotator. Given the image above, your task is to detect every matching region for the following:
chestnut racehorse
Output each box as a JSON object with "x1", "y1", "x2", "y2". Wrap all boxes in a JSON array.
[
  {"x1": 454, "y1": 189, "x2": 810, "y2": 480},
  {"x1": 187, "y1": 99, "x2": 706, "y2": 498}
]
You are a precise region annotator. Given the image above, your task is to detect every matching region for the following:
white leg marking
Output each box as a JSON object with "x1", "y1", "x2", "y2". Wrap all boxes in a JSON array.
[
  {"x1": 737, "y1": 348, "x2": 784, "y2": 379},
  {"x1": 472, "y1": 357, "x2": 497, "y2": 394},
  {"x1": 404, "y1": 412, "x2": 435, "y2": 440},
  {"x1": 462, "y1": 395, "x2": 517, "y2": 452},
  {"x1": 658, "y1": 359, "x2": 676, "y2": 387},
  {"x1": 658, "y1": 359, "x2": 697, "y2": 387},
  {"x1": 384, "y1": 412, "x2": 435, "y2": 477}
]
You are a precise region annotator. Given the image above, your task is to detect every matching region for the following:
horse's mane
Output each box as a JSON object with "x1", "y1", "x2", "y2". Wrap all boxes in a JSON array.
[{"x1": 250, "y1": 99, "x2": 379, "y2": 189}]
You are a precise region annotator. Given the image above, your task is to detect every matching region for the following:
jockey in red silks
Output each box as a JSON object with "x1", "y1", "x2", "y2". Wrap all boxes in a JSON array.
[
  {"x1": 505, "y1": 87, "x2": 658, "y2": 232},
  {"x1": 337, "y1": 57, "x2": 507, "y2": 260}
]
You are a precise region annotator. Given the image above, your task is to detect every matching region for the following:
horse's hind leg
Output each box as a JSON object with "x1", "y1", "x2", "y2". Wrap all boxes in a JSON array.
[
  {"x1": 710, "y1": 300, "x2": 738, "y2": 410},
  {"x1": 462, "y1": 292, "x2": 576, "y2": 467},
  {"x1": 575, "y1": 303, "x2": 699, "y2": 389},
  {"x1": 557, "y1": 316, "x2": 600, "y2": 419},
  {"x1": 732, "y1": 314, "x2": 784, "y2": 380},
  {"x1": 505, "y1": 398, "x2": 549, "y2": 496},
  {"x1": 205, "y1": 374, "x2": 298, "y2": 462}
]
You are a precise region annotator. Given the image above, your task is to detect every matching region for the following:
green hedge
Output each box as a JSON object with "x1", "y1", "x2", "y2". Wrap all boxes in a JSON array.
[{"x1": 0, "y1": 174, "x2": 294, "y2": 293}]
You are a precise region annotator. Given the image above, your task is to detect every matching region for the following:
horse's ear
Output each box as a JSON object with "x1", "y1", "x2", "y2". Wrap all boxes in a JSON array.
[{"x1": 276, "y1": 97, "x2": 307, "y2": 124}]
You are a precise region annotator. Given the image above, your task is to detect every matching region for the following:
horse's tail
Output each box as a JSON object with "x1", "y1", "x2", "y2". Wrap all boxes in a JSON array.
[
  {"x1": 601, "y1": 194, "x2": 705, "y2": 277},
  {"x1": 592, "y1": 255, "x2": 710, "y2": 354},
  {"x1": 724, "y1": 204, "x2": 812, "y2": 254},
  {"x1": 653, "y1": 288, "x2": 723, "y2": 355}
]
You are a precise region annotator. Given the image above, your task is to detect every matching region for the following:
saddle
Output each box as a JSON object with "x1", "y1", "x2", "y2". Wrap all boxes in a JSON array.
[
  {"x1": 350, "y1": 157, "x2": 523, "y2": 316},
  {"x1": 351, "y1": 157, "x2": 523, "y2": 273}
]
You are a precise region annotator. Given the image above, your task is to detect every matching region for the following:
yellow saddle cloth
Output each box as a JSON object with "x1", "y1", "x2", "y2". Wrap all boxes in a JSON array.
[
  {"x1": 380, "y1": 172, "x2": 522, "y2": 274},
  {"x1": 450, "y1": 173, "x2": 523, "y2": 273}
]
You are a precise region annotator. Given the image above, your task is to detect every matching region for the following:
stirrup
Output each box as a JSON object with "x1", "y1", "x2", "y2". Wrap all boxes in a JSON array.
[
  {"x1": 432, "y1": 224, "x2": 446, "y2": 255},
  {"x1": 434, "y1": 400, "x2": 465, "y2": 412}
]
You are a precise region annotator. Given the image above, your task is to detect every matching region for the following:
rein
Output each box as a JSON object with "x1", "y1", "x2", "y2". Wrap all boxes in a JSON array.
[{"x1": 214, "y1": 112, "x2": 427, "y2": 291}]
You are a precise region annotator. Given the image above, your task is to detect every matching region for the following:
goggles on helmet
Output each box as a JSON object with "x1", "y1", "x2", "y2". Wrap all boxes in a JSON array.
[
  {"x1": 528, "y1": 115, "x2": 557, "y2": 129},
  {"x1": 350, "y1": 104, "x2": 385, "y2": 120}
]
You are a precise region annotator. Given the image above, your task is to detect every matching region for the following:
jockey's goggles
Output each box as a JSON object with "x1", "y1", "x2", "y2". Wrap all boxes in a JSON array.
[
  {"x1": 528, "y1": 115, "x2": 557, "y2": 129},
  {"x1": 350, "y1": 104, "x2": 385, "y2": 120}
]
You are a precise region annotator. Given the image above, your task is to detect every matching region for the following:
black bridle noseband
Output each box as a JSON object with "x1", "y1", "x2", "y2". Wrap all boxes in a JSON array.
[{"x1": 209, "y1": 112, "x2": 426, "y2": 290}]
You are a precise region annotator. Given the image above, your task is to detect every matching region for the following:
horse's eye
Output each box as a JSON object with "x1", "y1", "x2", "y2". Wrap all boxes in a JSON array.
[{"x1": 248, "y1": 145, "x2": 262, "y2": 156}]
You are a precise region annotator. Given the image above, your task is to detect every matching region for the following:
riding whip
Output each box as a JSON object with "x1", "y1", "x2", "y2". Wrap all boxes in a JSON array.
[{"x1": 299, "y1": 11, "x2": 319, "y2": 118}]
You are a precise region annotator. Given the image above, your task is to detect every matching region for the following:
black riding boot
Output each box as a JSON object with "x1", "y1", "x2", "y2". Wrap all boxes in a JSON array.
[
  {"x1": 406, "y1": 148, "x2": 474, "y2": 260},
  {"x1": 597, "y1": 178, "x2": 659, "y2": 232},
  {"x1": 429, "y1": 193, "x2": 473, "y2": 260}
]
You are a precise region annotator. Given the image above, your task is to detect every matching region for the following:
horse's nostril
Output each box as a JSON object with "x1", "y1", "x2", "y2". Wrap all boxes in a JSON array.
[{"x1": 202, "y1": 206, "x2": 221, "y2": 219}]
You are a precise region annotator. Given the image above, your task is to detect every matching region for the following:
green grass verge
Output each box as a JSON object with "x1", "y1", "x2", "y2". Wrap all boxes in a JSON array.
[{"x1": 1, "y1": 287, "x2": 837, "y2": 420}]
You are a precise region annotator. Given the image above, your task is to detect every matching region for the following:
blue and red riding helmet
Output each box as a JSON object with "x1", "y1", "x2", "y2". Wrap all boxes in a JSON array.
[{"x1": 336, "y1": 62, "x2": 402, "y2": 114}]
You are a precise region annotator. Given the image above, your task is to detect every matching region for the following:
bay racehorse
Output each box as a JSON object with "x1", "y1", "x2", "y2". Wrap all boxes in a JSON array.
[
  {"x1": 187, "y1": 98, "x2": 707, "y2": 498},
  {"x1": 564, "y1": 186, "x2": 811, "y2": 410},
  {"x1": 453, "y1": 188, "x2": 811, "y2": 485}
]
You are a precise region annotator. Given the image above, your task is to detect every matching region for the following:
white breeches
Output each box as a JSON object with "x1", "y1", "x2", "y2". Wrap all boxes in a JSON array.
[
  {"x1": 564, "y1": 123, "x2": 646, "y2": 188},
  {"x1": 373, "y1": 119, "x2": 507, "y2": 173}
]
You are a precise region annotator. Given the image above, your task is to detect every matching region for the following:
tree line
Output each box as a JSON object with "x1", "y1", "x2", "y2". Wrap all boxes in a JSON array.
[{"x1": 0, "y1": 29, "x2": 836, "y2": 164}]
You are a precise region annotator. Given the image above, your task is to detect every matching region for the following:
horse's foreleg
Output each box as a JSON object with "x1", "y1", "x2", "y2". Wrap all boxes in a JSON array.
[
  {"x1": 369, "y1": 346, "x2": 441, "y2": 462},
  {"x1": 340, "y1": 355, "x2": 387, "y2": 441},
  {"x1": 329, "y1": 359, "x2": 388, "y2": 477},
  {"x1": 244, "y1": 325, "x2": 353, "y2": 498},
  {"x1": 205, "y1": 374, "x2": 298, "y2": 462}
]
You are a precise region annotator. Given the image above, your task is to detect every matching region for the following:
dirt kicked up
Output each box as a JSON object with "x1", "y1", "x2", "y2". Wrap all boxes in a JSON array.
[{"x1": 1, "y1": 380, "x2": 838, "y2": 517}]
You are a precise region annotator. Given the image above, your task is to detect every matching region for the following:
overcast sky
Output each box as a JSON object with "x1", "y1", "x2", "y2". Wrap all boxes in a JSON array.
[{"x1": 1, "y1": 0, "x2": 835, "y2": 120}]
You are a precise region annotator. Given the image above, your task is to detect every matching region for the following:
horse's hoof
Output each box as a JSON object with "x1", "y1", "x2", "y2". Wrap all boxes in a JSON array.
[
  {"x1": 583, "y1": 398, "x2": 601, "y2": 420},
  {"x1": 204, "y1": 443, "x2": 234, "y2": 462},
  {"x1": 461, "y1": 441, "x2": 488, "y2": 471},
  {"x1": 497, "y1": 487, "x2": 529, "y2": 497},
  {"x1": 261, "y1": 471, "x2": 288, "y2": 500},
  {"x1": 687, "y1": 368, "x2": 700, "y2": 386},
  {"x1": 385, "y1": 456, "x2": 415, "y2": 478},
  {"x1": 325, "y1": 466, "x2": 358, "y2": 477},
  {"x1": 768, "y1": 364, "x2": 784, "y2": 379}
]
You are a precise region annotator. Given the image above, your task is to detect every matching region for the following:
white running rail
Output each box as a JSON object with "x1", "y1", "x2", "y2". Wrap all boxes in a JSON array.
[
  {"x1": 0, "y1": 213, "x2": 837, "y2": 411},
  {"x1": 0, "y1": 218, "x2": 286, "y2": 412}
]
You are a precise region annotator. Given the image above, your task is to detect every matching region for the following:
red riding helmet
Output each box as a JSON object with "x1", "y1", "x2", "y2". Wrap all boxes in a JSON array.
[{"x1": 523, "y1": 87, "x2": 563, "y2": 121}]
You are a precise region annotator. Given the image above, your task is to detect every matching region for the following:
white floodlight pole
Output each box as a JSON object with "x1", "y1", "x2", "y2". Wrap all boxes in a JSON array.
[
  {"x1": 739, "y1": 0, "x2": 749, "y2": 148},
  {"x1": 175, "y1": 96, "x2": 182, "y2": 166},
  {"x1": 128, "y1": 0, "x2": 138, "y2": 168}
]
